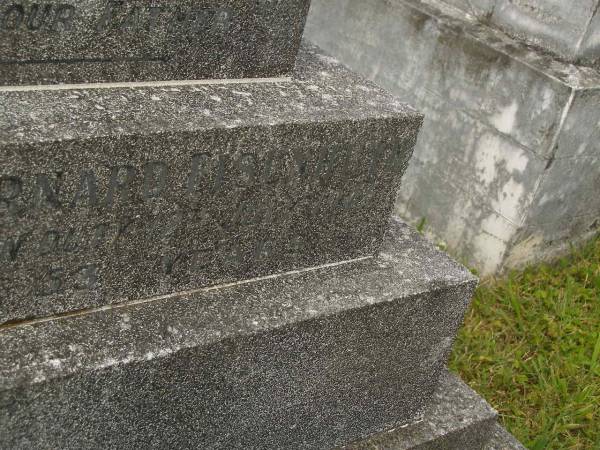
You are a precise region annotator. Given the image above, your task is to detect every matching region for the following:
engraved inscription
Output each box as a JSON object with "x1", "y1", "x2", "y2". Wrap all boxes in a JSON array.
[
  {"x1": 0, "y1": 1, "x2": 235, "y2": 66},
  {"x1": 1, "y1": 3, "x2": 76, "y2": 32},
  {"x1": 0, "y1": 135, "x2": 409, "y2": 319},
  {"x1": 0, "y1": 2, "x2": 232, "y2": 34}
]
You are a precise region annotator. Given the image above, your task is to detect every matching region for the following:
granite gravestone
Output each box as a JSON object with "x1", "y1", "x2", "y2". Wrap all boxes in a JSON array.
[
  {"x1": 0, "y1": 44, "x2": 422, "y2": 324},
  {"x1": 0, "y1": 0, "x2": 311, "y2": 85}
]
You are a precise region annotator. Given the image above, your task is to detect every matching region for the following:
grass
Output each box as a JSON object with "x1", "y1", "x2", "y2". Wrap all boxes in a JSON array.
[{"x1": 449, "y1": 235, "x2": 600, "y2": 450}]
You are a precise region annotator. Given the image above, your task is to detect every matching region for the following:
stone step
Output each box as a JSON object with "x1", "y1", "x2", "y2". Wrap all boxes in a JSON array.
[
  {"x1": 305, "y1": 0, "x2": 600, "y2": 275},
  {"x1": 0, "y1": 218, "x2": 477, "y2": 449},
  {"x1": 342, "y1": 370, "x2": 525, "y2": 450},
  {"x1": 0, "y1": 43, "x2": 422, "y2": 325},
  {"x1": 343, "y1": 370, "x2": 496, "y2": 450},
  {"x1": 0, "y1": 0, "x2": 312, "y2": 85},
  {"x1": 485, "y1": 423, "x2": 527, "y2": 450}
]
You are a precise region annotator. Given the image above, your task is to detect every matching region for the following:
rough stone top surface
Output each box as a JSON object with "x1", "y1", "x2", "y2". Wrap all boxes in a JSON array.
[
  {"x1": 0, "y1": 218, "x2": 476, "y2": 391},
  {"x1": 0, "y1": 42, "x2": 419, "y2": 145},
  {"x1": 406, "y1": 0, "x2": 600, "y2": 90},
  {"x1": 0, "y1": 0, "x2": 312, "y2": 85}
]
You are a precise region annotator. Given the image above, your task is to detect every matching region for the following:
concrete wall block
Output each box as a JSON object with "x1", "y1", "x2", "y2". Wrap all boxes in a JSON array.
[
  {"x1": 438, "y1": 0, "x2": 600, "y2": 65},
  {"x1": 581, "y1": 10, "x2": 600, "y2": 65},
  {"x1": 440, "y1": 0, "x2": 495, "y2": 20},
  {"x1": 524, "y1": 155, "x2": 600, "y2": 235},
  {"x1": 409, "y1": 105, "x2": 545, "y2": 225},
  {"x1": 556, "y1": 89, "x2": 600, "y2": 158},
  {"x1": 491, "y1": 0, "x2": 598, "y2": 59},
  {"x1": 397, "y1": 158, "x2": 520, "y2": 273},
  {"x1": 506, "y1": 213, "x2": 599, "y2": 269},
  {"x1": 307, "y1": 0, "x2": 573, "y2": 158},
  {"x1": 306, "y1": 0, "x2": 600, "y2": 273}
]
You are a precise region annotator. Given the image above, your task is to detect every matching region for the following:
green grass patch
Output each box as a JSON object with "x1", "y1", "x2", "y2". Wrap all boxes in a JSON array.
[{"x1": 450, "y1": 236, "x2": 600, "y2": 450}]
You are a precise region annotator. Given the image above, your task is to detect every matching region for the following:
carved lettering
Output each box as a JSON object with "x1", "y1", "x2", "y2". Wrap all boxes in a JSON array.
[
  {"x1": 71, "y1": 170, "x2": 98, "y2": 208},
  {"x1": 34, "y1": 173, "x2": 62, "y2": 210},
  {"x1": 0, "y1": 176, "x2": 22, "y2": 215},
  {"x1": 236, "y1": 153, "x2": 257, "y2": 187},
  {"x1": 26, "y1": 4, "x2": 52, "y2": 31},
  {"x1": 1, "y1": 4, "x2": 24, "y2": 30},
  {"x1": 0, "y1": 140, "x2": 396, "y2": 304},
  {"x1": 73, "y1": 263, "x2": 98, "y2": 291},
  {"x1": 37, "y1": 266, "x2": 64, "y2": 296},
  {"x1": 161, "y1": 252, "x2": 185, "y2": 275},
  {"x1": 1, "y1": 232, "x2": 30, "y2": 262},
  {"x1": 51, "y1": 4, "x2": 75, "y2": 31},
  {"x1": 36, "y1": 263, "x2": 98, "y2": 296},
  {"x1": 143, "y1": 161, "x2": 168, "y2": 200},
  {"x1": 105, "y1": 165, "x2": 135, "y2": 208},
  {"x1": 1, "y1": 3, "x2": 75, "y2": 32}
]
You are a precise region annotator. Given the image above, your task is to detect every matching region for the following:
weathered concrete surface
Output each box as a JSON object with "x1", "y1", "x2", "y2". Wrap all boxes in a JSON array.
[
  {"x1": 306, "y1": 0, "x2": 600, "y2": 274},
  {"x1": 438, "y1": 0, "x2": 600, "y2": 67},
  {"x1": 0, "y1": 43, "x2": 422, "y2": 324},
  {"x1": 0, "y1": 219, "x2": 477, "y2": 449},
  {"x1": 0, "y1": 0, "x2": 311, "y2": 84}
]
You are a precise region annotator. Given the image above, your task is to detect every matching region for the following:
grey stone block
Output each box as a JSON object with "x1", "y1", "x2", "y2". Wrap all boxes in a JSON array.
[
  {"x1": 437, "y1": 0, "x2": 600, "y2": 67},
  {"x1": 485, "y1": 423, "x2": 526, "y2": 450},
  {"x1": 491, "y1": 0, "x2": 599, "y2": 65},
  {"x1": 0, "y1": 218, "x2": 477, "y2": 450},
  {"x1": 0, "y1": 43, "x2": 422, "y2": 324},
  {"x1": 440, "y1": 0, "x2": 495, "y2": 20},
  {"x1": 306, "y1": 0, "x2": 600, "y2": 274},
  {"x1": 343, "y1": 371, "x2": 527, "y2": 450},
  {"x1": 0, "y1": 0, "x2": 311, "y2": 85},
  {"x1": 343, "y1": 371, "x2": 498, "y2": 450}
]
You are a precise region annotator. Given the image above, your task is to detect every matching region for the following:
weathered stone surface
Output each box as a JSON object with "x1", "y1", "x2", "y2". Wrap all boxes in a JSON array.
[
  {"x1": 342, "y1": 371, "x2": 498, "y2": 450},
  {"x1": 485, "y1": 423, "x2": 527, "y2": 450},
  {"x1": 0, "y1": 43, "x2": 422, "y2": 324},
  {"x1": 0, "y1": 218, "x2": 477, "y2": 450},
  {"x1": 0, "y1": 0, "x2": 311, "y2": 85},
  {"x1": 438, "y1": 0, "x2": 600, "y2": 67},
  {"x1": 306, "y1": 0, "x2": 600, "y2": 274}
]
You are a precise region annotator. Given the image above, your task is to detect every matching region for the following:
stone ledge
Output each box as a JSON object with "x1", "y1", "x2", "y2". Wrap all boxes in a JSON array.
[
  {"x1": 0, "y1": 219, "x2": 476, "y2": 449},
  {"x1": 343, "y1": 370, "x2": 500, "y2": 449},
  {"x1": 402, "y1": 0, "x2": 600, "y2": 90},
  {"x1": 0, "y1": 42, "x2": 421, "y2": 146}
]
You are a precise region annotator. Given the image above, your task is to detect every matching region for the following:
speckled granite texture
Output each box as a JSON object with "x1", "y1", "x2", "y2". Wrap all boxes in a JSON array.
[
  {"x1": 343, "y1": 371, "x2": 498, "y2": 450},
  {"x1": 0, "y1": 43, "x2": 423, "y2": 324},
  {"x1": 0, "y1": 218, "x2": 477, "y2": 450},
  {"x1": 343, "y1": 370, "x2": 526, "y2": 450},
  {"x1": 485, "y1": 423, "x2": 527, "y2": 450},
  {"x1": 0, "y1": 0, "x2": 311, "y2": 84}
]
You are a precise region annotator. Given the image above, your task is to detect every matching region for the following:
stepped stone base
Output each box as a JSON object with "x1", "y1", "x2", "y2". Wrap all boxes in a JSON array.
[
  {"x1": 306, "y1": 0, "x2": 600, "y2": 275},
  {"x1": 346, "y1": 371, "x2": 525, "y2": 450},
  {"x1": 0, "y1": 218, "x2": 476, "y2": 450},
  {"x1": 0, "y1": 42, "x2": 421, "y2": 325}
]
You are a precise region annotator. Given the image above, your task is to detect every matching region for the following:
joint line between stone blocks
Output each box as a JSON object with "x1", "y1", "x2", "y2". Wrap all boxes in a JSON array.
[
  {"x1": 0, "y1": 77, "x2": 293, "y2": 93},
  {"x1": 0, "y1": 256, "x2": 373, "y2": 332}
]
